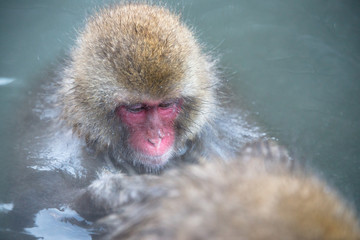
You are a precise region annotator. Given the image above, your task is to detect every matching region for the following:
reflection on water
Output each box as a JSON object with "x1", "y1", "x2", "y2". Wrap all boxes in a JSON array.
[
  {"x1": 0, "y1": 0, "x2": 359, "y2": 239},
  {"x1": 27, "y1": 130, "x2": 87, "y2": 178},
  {"x1": 25, "y1": 207, "x2": 93, "y2": 240},
  {"x1": 0, "y1": 77, "x2": 14, "y2": 86},
  {"x1": 26, "y1": 82, "x2": 88, "y2": 178},
  {"x1": 0, "y1": 203, "x2": 13, "y2": 214}
]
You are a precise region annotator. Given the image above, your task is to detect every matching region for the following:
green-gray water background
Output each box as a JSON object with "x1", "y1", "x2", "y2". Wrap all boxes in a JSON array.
[{"x1": 1, "y1": 0, "x2": 359, "y2": 239}]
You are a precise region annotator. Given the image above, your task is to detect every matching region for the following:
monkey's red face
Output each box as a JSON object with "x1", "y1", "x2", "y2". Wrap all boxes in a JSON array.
[{"x1": 117, "y1": 99, "x2": 182, "y2": 166}]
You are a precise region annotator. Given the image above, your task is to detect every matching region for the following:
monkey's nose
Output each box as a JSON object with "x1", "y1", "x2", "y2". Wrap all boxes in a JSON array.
[
  {"x1": 158, "y1": 130, "x2": 164, "y2": 139},
  {"x1": 148, "y1": 138, "x2": 162, "y2": 148}
]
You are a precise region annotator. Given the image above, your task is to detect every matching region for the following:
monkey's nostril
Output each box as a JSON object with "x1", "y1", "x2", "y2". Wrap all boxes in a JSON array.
[
  {"x1": 148, "y1": 138, "x2": 162, "y2": 147},
  {"x1": 158, "y1": 130, "x2": 164, "y2": 139}
]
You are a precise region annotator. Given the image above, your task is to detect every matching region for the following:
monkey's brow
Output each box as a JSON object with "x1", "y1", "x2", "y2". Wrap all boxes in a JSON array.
[
  {"x1": 126, "y1": 98, "x2": 180, "y2": 106},
  {"x1": 126, "y1": 103, "x2": 144, "y2": 108}
]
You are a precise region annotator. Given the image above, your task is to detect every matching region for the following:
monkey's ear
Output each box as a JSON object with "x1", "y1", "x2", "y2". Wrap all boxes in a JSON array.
[{"x1": 240, "y1": 140, "x2": 294, "y2": 173}]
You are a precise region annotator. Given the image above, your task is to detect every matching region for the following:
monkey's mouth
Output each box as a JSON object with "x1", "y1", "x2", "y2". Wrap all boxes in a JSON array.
[
  {"x1": 129, "y1": 132, "x2": 175, "y2": 157},
  {"x1": 134, "y1": 147, "x2": 174, "y2": 167}
]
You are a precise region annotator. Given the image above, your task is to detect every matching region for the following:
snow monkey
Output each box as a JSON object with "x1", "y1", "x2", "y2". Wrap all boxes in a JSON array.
[
  {"x1": 75, "y1": 141, "x2": 360, "y2": 240},
  {"x1": 59, "y1": 3, "x2": 258, "y2": 173}
]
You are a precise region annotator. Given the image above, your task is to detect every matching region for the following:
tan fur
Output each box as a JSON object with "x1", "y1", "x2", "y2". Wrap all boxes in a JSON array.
[
  {"x1": 79, "y1": 142, "x2": 360, "y2": 240},
  {"x1": 59, "y1": 3, "x2": 218, "y2": 152}
]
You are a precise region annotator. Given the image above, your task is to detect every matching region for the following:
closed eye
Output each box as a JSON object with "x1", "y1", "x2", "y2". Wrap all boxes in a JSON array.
[
  {"x1": 159, "y1": 99, "x2": 177, "y2": 109},
  {"x1": 126, "y1": 104, "x2": 145, "y2": 113}
]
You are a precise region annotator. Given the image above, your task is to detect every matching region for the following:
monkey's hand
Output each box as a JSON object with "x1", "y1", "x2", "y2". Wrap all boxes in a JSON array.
[{"x1": 73, "y1": 173, "x2": 159, "y2": 221}]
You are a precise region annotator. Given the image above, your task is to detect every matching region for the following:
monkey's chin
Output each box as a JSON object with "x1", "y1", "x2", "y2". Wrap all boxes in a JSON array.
[{"x1": 134, "y1": 147, "x2": 173, "y2": 168}]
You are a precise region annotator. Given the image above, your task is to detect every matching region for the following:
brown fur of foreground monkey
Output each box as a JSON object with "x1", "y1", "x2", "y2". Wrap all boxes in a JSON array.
[
  {"x1": 75, "y1": 142, "x2": 360, "y2": 240},
  {"x1": 59, "y1": 3, "x2": 259, "y2": 173}
]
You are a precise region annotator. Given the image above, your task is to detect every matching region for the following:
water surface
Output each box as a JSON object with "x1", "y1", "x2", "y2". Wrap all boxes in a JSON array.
[{"x1": 1, "y1": 0, "x2": 359, "y2": 239}]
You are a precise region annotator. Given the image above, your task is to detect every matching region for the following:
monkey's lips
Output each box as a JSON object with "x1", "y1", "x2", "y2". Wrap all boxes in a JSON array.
[{"x1": 130, "y1": 135, "x2": 175, "y2": 166}]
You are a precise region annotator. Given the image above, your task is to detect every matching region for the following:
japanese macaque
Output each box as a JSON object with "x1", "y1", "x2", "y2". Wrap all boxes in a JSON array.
[
  {"x1": 75, "y1": 141, "x2": 360, "y2": 240},
  {"x1": 59, "y1": 3, "x2": 257, "y2": 173}
]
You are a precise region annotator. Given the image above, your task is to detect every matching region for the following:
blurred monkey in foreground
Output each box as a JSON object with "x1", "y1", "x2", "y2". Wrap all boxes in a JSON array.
[{"x1": 75, "y1": 141, "x2": 360, "y2": 240}]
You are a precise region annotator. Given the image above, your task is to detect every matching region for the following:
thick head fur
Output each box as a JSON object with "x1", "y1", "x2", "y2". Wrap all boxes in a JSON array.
[
  {"x1": 75, "y1": 142, "x2": 360, "y2": 240},
  {"x1": 59, "y1": 3, "x2": 219, "y2": 165}
]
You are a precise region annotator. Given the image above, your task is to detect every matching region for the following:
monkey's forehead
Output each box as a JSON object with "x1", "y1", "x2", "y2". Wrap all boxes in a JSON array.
[
  {"x1": 72, "y1": 4, "x2": 214, "y2": 98},
  {"x1": 74, "y1": 4, "x2": 201, "y2": 98},
  {"x1": 113, "y1": 91, "x2": 183, "y2": 105}
]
